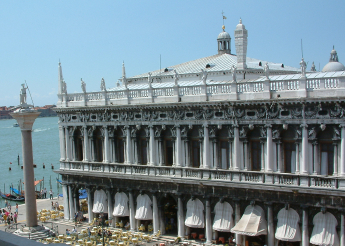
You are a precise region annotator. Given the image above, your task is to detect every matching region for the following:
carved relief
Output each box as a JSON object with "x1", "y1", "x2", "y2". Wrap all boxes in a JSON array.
[
  {"x1": 226, "y1": 126, "x2": 234, "y2": 138},
  {"x1": 291, "y1": 106, "x2": 302, "y2": 118},
  {"x1": 224, "y1": 107, "x2": 233, "y2": 119},
  {"x1": 260, "y1": 126, "x2": 267, "y2": 138},
  {"x1": 209, "y1": 125, "x2": 217, "y2": 138},
  {"x1": 305, "y1": 105, "x2": 318, "y2": 119},
  {"x1": 234, "y1": 108, "x2": 245, "y2": 118},
  {"x1": 308, "y1": 127, "x2": 317, "y2": 139},
  {"x1": 181, "y1": 126, "x2": 188, "y2": 138},
  {"x1": 154, "y1": 126, "x2": 163, "y2": 137},
  {"x1": 267, "y1": 104, "x2": 279, "y2": 119},
  {"x1": 257, "y1": 106, "x2": 267, "y2": 119}
]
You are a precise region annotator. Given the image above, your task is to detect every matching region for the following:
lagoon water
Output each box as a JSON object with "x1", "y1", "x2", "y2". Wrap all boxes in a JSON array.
[{"x1": 0, "y1": 116, "x2": 60, "y2": 206}]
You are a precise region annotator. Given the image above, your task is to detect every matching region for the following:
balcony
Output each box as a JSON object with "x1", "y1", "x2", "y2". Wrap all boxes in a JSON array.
[{"x1": 58, "y1": 161, "x2": 345, "y2": 196}]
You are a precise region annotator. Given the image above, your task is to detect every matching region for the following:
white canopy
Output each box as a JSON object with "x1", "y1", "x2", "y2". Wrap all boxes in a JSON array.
[
  {"x1": 275, "y1": 208, "x2": 301, "y2": 242},
  {"x1": 185, "y1": 198, "x2": 204, "y2": 228},
  {"x1": 113, "y1": 192, "x2": 129, "y2": 217},
  {"x1": 231, "y1": 205, "x2": 267, "y2": 236},
  {"x1": 310, "y1": 212, "x2": 339, "y2": 246},
  {"x1": 92, "y1": 189, "x2": 108, "y2": 213},
  {"x1": 135, "y1": 194, "x2": 153, "y2": 220},
  {"x1": 213, "y1": 201, "x2": 233, "y2": 232}
]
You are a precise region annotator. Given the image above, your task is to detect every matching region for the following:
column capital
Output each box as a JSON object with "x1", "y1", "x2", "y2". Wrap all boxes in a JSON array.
[
  {"x1": 300, "y1": 204, "x2": 309, "y2": 210},
  {"x1": 203, "y1": 123, "x2": 208, "y2": 128},
  {"x1": 265, "y1": 124, "x2": 272, "y2": 128},
  {"x1": 264, "y1": 202, "x2": 273, "y2": 206},
  {"x1": 340, "y1": 124, "x2": 345, "y2": 129},
  {"x1": 300, "y1": 123, "x2": 308, "y2": 128}
]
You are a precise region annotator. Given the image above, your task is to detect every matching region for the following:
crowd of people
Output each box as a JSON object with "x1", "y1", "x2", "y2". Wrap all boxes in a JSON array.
[{"x1": 0, "y1": 201, "x2": 19, "y2": 228}]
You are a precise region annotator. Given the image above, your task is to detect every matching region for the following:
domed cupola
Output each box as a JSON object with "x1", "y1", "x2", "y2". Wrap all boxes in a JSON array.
[
  {"x1": 322, "y1": 46, "x2": 345, "y2": 72},
  {"x1": 217, "y1": 25, "x2": 231, "y2": 55}
]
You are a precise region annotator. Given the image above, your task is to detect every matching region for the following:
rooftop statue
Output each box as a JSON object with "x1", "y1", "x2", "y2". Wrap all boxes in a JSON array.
[
  {"x1": 231, "y1": 65, "x2": 237, "y2": 82},
  {"x1": 20, "y1": 83, "x2": 28, "y2": 105},
  {"x1": 264, "y1": 62, "x2": 270, "y2": 79},
  {"x1": 300, "y1": 58, "x2": 307, "y2": 77},
  {"x1": 201, "y1": 69, "x2": 208, "y2": 84},
  {"x1": 62, "y1": 80, "x2": 67, "y2": 94},
  {"x1": 173, "y1": 69, "x2": 180, "y2": 86},
  {"x1": 100, "y1": 78, "x2": 106, "y2": 91},
  {"x1": 148, "y1": 72, "x2": 152, "y2": 87},
  {"x1": 81, "y1": 79, "x2": 86, "y2": 93}
]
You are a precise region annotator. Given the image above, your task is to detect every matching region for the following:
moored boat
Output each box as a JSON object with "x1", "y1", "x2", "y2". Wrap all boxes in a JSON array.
[{"x1": 0, "y1": 191, "x2": 24, "y2": 201}]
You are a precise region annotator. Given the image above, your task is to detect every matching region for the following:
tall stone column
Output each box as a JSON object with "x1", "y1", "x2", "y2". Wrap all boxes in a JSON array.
[
  {"x1": 261, "y1": 140, "x2": 265, "y2": 171},
  {"x1": 65, "y1": 127, "x2": 71, "y2": 161},
  {"x1": 149, "y1": 126, "x2": 155, "y2": 166},
  {"x1": 301, "y1": 205, "x2": 309, "y2": 246},
  {"x1": 313, "y1": 141, "x2": 319, "y2": 175},
  {"x1": 59, "y1": 126, "x2": 66, "y2": 161},
  {"x1": 83, "y1": 126, "x2": 89, "y2": 162},
  {"x1": 87, "y1": 188, "x2": 93, "y2": 222},
  {"x1": 295, "y1": 141, "x2": 300, "y2": 174},
  {"x1": 126, "y1": 126, "x2": 131, "y2": 164},
  {"x1": 234, "y1": 200, "x2": 242, "y2": 246},
  {"x1": 212, "y1": 139, "x2": 218, "y2": 169},
  {"x1": 233, "y1": 126, "x2": 240, "y2": 170},
  {"x1": 266, "y1": 125, "x2": 273, "y2": 172},
  {"x1": 133, "y1": 139, "x2": 138, "y2": 164},
  {"x1": 152, "y1": 194, "x2": 159, "y2": 233},
  {"x1": 69, "y1": 185, "x2": 75, "y2": 221},
  {"x1": 177, "y1": 196, "x2": 185, "y2": 237},
  {"x1": 158, "y1": 139, "x2": 163, "y2": 166},
  {"x1": 266, "y1": 203, "x2": 274, "y2": 246},
  {"x1": 159, "y1": 205, "x2": 166, "y2": 234},
  {"x1": 228, "y1": 140, "x2": 233, "y2": 169},
  {"x1": 10, "y1": 109, "x2": 40, "y2": 227},
  {"x1": 176, "y1": 125, "x2": 182, "y2": 167},
  {"x1": 203, "y1": 124, "x2": 210, "y2": 168},
  {"x1": 301, "y1": 124, "x2": 309, "y2": 174},
  {"x1": 62, "y1": 184, "x2": 70, "y2": 220},
  {"x1": 104, "y1": 126, "x2": 110, "y2": 163},
  {"x1": 276, "y1": 141, "x2": 282, "y2": 172},
  {"x1": 341, "y1": 125, "x2": 345, "y2": 176},
  {"x1": 205, "y1": 199, "x2": 212, "y2": 244},
  {"x1": 243, "y1": 140, "x2": 248, "y2": 170},
  {"x1": 107, "y1": 189, "x2": 113, "y2": 224},
  {"x1": 129, "y1": 191, "x2": 136, "y2": 231},
  {"x1": 334, "y1": 142, "x2": 339, "y2": 175}
]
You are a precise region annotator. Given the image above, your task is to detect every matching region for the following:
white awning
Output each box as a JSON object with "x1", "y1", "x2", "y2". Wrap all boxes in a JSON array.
[
  {"x1": 231, "y1": 205, "x2": 267, "y2": 236},
  {"x1": 113, "y1": 192, "x2": 129, "y2": 217},
  {"x1": 213, "y1": 201, "x2": 233, "y2": 232},
  {"x1": 185, "y1": 198, "x2": 204, "y2": 228},
  {"x1": 310, "y1": 212, "x2": 339, "y2": 246},
  {"x1": 135, "y1": 194, "x2": 153, "y2": 220},
  {"x1": 275, "y1": 208, "x2": 301, "y2": 242},
  {"x1": 92, "y1": 189, "x2": 108, "y2": 213}
]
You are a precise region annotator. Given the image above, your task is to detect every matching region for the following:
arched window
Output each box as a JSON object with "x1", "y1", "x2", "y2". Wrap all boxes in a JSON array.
[
  {"x1": 93, "y1": 128, "x2": 103, "y2": 162},
  {"x1": 73, "y1": 128, "x2": 83, "y2": 161}
]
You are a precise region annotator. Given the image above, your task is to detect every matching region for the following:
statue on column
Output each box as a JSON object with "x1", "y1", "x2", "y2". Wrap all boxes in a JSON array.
[
  {"x1": 20, "y1": 84, "x2": 28, "y2": 105},
  {"x1": 81, "y1": 79, "x2": 86, "y2": 93},
  {"x1": 173, "y1": 69, "x2": 180, "y2": 86}
]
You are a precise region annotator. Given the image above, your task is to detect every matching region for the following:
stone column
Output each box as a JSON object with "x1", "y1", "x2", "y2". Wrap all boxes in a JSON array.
[
  {"x1": 301, "y1": 205, "x2": 309, "y2": 246},
  {"x1": 266, "y1": 203, "x2": 274, "y2": 246},
  {"x1": 276, "y1": 141, "x2": 282, "y2": 172},
  {"x1": 68, "y1": 185, "x2": 75, "y2": 221},
  {"x1": 59, "y1": 126, "x2": 66, "y2": 161},
  {"x1": 65, "y1": 127, "x2": 71, "y2": 161},
  {"x1": 334, "y1": 142, "x2": 339, "y2": 176},
  {"x1": 83, "y1": 126, "x2": 89, "y2": 162},
  {"x1": 340, "y1": 209, "x2": 345, "y2": 246},
  {"x1": 313, "y1": 141, "x2": 319, "y2": 175},
  {"x1": 62, "y1": 184, "x2": 70, "y2": 220},
  {"x1": 10, "y1": 109, "x2": 40, "y2": 227},
  {"x1": 203, "y1": 124, "x2": 210, "y2": 168},
  {"x1": 177, "y1": 196, "x2": 185, "y2": 238},
  {"x1": 149, "y1": 126, "x2": 155, "y2": 166},
  {"x1": 87, "y1": 188, "x2": 93, "y2": 222},
  {"x1": 104, "y1": 126, "x2": 110, "y2": 163},
  {"x1": 158, "y1": 139, "x2": 163, "y2": 166},
  {"x1": 129, "y1": 191, "x2": 136, "y2": 231},
  {"x1": 295, "y1": 141, "x2": 300, "y2": 174},
  {"x1": 185, "y1": 140, "x2": 190, "y2": 167},
  {"x1": 133, "y1": 139, "x2": 138, "y2": 164},
  {"x1": 261, "y1": 140, "x2": 265, "y2": 171},
  {"x1": 266, "y1": 125, "x2": 273, "y2": 172},
  {"x1": 126, "y1": 126, "x2": 131, "y2": 164},
  {"x1": 173, "y1": 141, "x2": 176, "y2": 166},
  {"x1": 107, "y1": 189, "x2": 113, "y2": 225},
  {"x1": 159, "y1": 205, "x2": 166, "y2": 234},
  {"x1": 176, "y1": 126, "x2": 182, "y2": 167},
  {"x1": 205, "y1": 199, "x2": 212, "y2": 244},
  {"x1": 229, "y1": 140, "x2": 233, "y2": 169},
  {"x1": 341, "y1": 125, "x2": 345, "y2": 176},
  {"x1": 152, "y1": 194, "x2": 159, "y2": 233},
  {"x1": 233, "y1": 126, "x2": 240, "y2": 170},
  {"x1": 72, "y1": 138, "x2": 76, "y2": 161},
  {"x1": 301, "y1": 124, "x2": 309, "y2": 174},
  {"x1": 243, "y1": 140, "x2": 248, "y2": 170},
  {"x1": 212, "y1": 139, "x2": 218, "y2": 169},
  {"x1": 234, "y1": 200, "x2": 242, "y2": 246}
]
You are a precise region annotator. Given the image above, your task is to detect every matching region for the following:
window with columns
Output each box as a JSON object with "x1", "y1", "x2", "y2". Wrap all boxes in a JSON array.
[
  {"x1": 216, "y1": 127, "x2": 230, "y2": 169},
  {"x1": 136, "y1": 129, "x2": 148, "y2": 165},
  {"x1": 283, "y1": 141, "x2": 295, "y2": 173},
  {"x1": 73, "y1": 128, "x2": 83, "y2": 161},
  {"x1": 114, "y1": 128, "x2": 124, "y2": 163},
  {"x1": 318, "y1": 127, "x2": 334, "y2": 176},
  {"x1": 93, "y1": 128, "x2": 103, "y2": 162},
  {"x1": 248, "y1": 128, "x2": 261, "y2": 171},
  {"x1": 188, "y1": 128, "x2": 201, "y2": 168}
]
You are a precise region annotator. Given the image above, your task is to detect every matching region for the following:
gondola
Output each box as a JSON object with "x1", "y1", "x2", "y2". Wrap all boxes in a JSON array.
[{"x1": 0, "y1": 191, "x2": 25, "y2": 201}]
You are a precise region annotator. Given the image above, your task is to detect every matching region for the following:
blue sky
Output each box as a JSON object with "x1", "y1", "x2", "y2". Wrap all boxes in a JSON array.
[{"x1": 0, "y1": 0, "x2": 344, "y2": 107}]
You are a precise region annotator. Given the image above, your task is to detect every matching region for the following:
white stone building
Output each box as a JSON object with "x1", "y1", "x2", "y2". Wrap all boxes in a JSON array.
[{"x1": 55, "y1": 20, "x2": 345, "y2": 246}]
